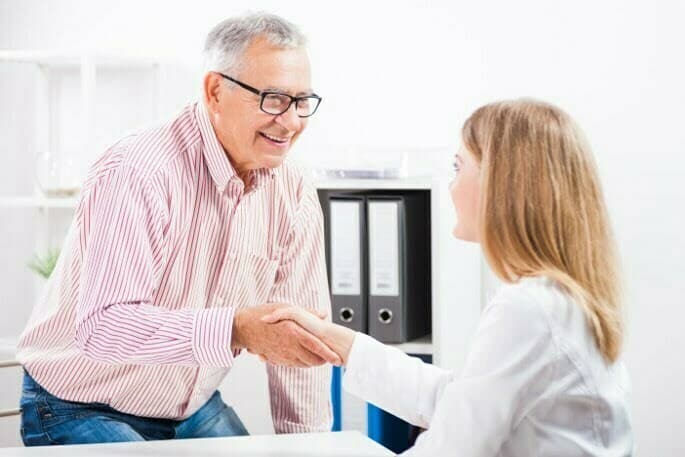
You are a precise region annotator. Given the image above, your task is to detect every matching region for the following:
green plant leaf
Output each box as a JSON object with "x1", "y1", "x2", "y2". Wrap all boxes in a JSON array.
[{"x1": 27, "y1": 248, "x2": 60, "y2": 279}]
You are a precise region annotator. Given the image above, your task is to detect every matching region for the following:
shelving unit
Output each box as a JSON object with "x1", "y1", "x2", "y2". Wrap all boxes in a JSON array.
[
  {"x1": 0, "y1": 51, "x2": 164, "y2": 446},
  {"x1": 0, "y1": 50, "x2": 160, "y2": 210},
  {"x1": 315, "y1": 175, "x2": 482, "y2": 366},
  {"x1": 0, "y1": 49, "x2": 160, "y2": 355},
  {"x1": 0, "y1": 50, "x2": 161, "y2": 166}
]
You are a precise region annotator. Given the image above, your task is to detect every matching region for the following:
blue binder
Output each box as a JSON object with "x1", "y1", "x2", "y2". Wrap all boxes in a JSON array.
[{"x1": 331, "y1": 366, "x2": 342, "y2": 431}]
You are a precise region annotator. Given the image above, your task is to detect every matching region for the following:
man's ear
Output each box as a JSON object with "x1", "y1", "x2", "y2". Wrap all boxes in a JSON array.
[{"x1": 203, "y1": 72, "x2": 223, "y2": 112}]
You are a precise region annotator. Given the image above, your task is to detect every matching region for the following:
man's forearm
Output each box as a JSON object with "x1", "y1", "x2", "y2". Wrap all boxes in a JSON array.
[{"x1": 75, "y1": 303, "x2": 236, "y2": 367}]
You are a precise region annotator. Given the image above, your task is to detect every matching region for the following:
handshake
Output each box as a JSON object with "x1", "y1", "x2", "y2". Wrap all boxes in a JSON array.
[{"x1": 231, "y1": 303, "x2": 356, "y2": 368}]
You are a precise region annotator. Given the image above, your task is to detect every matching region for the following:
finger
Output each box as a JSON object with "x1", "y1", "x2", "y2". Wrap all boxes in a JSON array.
[
  {"x1": 296, "y1": 328, "x2": 341, "y2": 365},
  {"x1": 304, "y1": 308, "x2": 328, "y2": 320},
  {"x1": 294, "y1": 345, "x2": 327, "y2": 367},
  {"x1": 263, "y1": 309, "x2": 320, "y2": 333},
  {"x1": 285, "y1": 312, "x2": 324, "y2": 337},
  {"x1": 261, "y1": 308, "x2": 296, "y2": 324}
]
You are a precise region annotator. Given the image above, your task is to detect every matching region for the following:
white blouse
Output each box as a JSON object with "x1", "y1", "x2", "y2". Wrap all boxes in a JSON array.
[{"x1": 343, "y1": 277, "x2": 633, "y2": 456}]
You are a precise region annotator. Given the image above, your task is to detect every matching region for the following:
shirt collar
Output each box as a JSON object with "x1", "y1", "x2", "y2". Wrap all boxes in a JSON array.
[{"x1": 194, "y1": 102, "x2": 278, "y2": 194}]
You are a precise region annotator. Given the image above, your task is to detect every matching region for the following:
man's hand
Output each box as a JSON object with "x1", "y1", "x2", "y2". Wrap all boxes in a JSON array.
[{"x1": 232, "y1": 303, "x2": 341, "y2": 367}]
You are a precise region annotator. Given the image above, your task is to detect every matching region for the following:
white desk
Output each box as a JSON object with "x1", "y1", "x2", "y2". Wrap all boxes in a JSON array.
[{"x1": 0, "y1": 431, "x2": 394, "y2": 456}]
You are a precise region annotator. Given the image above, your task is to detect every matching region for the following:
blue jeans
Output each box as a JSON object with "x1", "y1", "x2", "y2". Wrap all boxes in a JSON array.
[{"x1": 20, "y1": 370, "x2": 249, "y2": 446}]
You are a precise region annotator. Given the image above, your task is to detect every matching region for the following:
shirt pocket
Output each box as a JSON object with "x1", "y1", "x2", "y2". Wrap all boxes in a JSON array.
[{"x1": 217, "y1": 251, "x2": 279, "y2": 308}]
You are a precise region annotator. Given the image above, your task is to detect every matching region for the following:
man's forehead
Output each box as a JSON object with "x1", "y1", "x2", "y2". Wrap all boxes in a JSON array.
[{"x1": 240, "y1": 39, "x2": 312, "y2": 93}]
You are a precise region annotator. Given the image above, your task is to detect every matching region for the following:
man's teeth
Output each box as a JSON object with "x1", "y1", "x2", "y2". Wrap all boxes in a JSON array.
[{"x1": 262, "y1": 133, "x2": 289, "y2": 143}]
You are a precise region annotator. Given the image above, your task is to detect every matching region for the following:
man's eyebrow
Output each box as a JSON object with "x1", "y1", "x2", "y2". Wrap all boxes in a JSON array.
[{"x1": 263, "y1": 87, "x2": 315, "y2": 96}]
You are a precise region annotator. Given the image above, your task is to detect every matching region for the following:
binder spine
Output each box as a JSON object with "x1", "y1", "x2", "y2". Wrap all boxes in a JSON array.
[{"x1": 320, "y1": 191, "x2": 368, "y2": 334}]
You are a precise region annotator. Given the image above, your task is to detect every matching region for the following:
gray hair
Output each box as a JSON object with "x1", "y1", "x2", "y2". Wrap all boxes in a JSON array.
[{"x1": 203, "y1": 12, "x2": 307, "y2": 77}]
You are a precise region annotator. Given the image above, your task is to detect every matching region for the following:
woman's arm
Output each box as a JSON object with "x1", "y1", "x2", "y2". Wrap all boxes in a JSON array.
[
  {"x1": 344, "y1": 333, "x2": 454, "y2": 429},
  {"x1": 262, "y1": 308, "x2": 453, "y2": 428},
  {"x1": 265, "y1": 290, "x2": 557, "y2": 457}
]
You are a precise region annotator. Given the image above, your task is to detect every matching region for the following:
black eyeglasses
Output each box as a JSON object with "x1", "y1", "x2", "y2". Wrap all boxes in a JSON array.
[{"x1": 218, "y1": 73, "x2": 322, "y2": 118}]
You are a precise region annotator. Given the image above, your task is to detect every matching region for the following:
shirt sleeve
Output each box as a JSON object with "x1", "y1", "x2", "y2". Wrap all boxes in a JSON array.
[
  {"x1": 344, "y1": 333, "x2": 454, "y2": 429},
  {"x1": 75, "y1": 164, "x2": 236, "y2": 368},
  {"x1": 265, "y1": 178, "x2": 333, "y2": 433},
  {"x1": 344, "y1": 292, "x2": 556, "y2": 457}
]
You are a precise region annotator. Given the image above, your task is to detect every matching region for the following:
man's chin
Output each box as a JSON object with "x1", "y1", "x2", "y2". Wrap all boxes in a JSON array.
[{"x1": 259, "y1": 151, "x2": 289, "y2": 169}]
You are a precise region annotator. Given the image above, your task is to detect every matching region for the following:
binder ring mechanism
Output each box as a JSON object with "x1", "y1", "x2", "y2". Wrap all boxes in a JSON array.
[
  {"x1": 378, "y1": 308, "x2": 393, "y2": 324},
  {"x1": 339, "y1": 307, "x2": 355, "y2": 323}
]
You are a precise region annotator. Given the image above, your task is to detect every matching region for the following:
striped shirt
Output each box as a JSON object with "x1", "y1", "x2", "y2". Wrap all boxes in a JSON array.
[{"x1": 16, "y1": 102, "x2": 333, "y2": 432}]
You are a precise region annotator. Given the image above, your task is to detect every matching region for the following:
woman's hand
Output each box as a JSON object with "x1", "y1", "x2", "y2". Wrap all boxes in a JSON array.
[{"x1": 261, "y1": 307, "x2": 356, "y2": 366}]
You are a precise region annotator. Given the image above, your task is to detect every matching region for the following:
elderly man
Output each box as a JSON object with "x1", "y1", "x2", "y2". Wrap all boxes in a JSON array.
[{"x1": 17, "y1": 13, "x2": 336, "y2": 445}]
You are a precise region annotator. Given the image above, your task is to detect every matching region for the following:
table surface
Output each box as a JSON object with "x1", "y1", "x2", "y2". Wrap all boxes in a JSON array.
[{"x1": 0, "y1": 431, "x2": 394, "y2": 457}]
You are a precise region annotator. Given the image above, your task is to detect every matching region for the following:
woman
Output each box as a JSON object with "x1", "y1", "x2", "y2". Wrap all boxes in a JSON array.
[{"x1": 263, "y1": 99, "x2": 633, "y2": 456}]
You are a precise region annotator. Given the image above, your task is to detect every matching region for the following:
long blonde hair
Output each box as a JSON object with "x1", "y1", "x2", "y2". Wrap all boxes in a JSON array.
[{"x1": 462, "y1": 99, "x2": 623, "y2": 362}]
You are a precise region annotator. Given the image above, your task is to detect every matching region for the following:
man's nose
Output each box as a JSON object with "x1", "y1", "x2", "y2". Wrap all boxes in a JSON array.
[{"x1": 275, "y1": 103, "x2": 303, "y2": 131}]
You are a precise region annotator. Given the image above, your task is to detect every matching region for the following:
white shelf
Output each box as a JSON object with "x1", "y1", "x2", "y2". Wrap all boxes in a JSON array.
[
  {"x1": 387, "y1": 335, "x2": 432, "y2": 355},
  {"x1": 0, "y1": 196, "x2": 78, "y2": 209},
  {"x1": 0, "y1": 49, "x2": 158, "y2": 68},
  {"x1": 315, "y1": 176, "x2": 433, "y2": 190}
]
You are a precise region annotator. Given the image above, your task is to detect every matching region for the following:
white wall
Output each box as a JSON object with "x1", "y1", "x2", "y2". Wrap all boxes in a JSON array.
[{"x1": 1, "y1": 0, "x2": 684, "y2": 453}]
